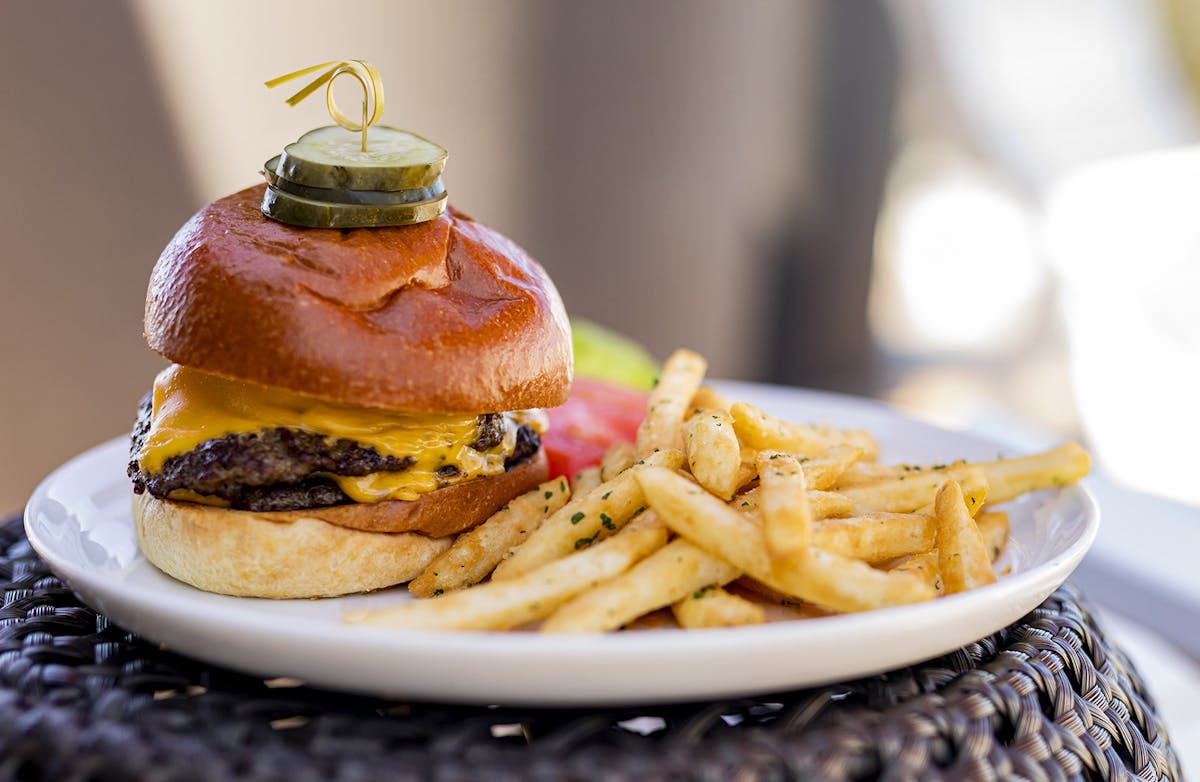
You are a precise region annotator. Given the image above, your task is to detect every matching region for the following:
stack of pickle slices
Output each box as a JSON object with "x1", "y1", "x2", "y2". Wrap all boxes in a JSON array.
[{"x1": 262, "y1": 125, "x2": 448, "y2": 229}]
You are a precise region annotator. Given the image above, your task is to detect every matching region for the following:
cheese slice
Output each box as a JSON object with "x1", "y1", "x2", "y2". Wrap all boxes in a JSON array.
[{"x1": 138, "y1": 365, "x2": 546, "y2": 503}]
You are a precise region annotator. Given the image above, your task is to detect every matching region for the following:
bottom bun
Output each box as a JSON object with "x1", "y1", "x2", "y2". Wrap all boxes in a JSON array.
[{"x1": 134, "y1": 491, "x2": 453, "y2": 598}]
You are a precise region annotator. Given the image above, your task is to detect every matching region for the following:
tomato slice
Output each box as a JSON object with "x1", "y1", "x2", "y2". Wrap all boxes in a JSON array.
[{"x1": 542, "y1": 377, "x2": 648, "y2": 480}]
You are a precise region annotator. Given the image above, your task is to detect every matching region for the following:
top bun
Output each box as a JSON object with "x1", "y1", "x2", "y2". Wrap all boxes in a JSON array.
[{"x1": 145, "y1": 184, "x2": 572, "y2": 413}]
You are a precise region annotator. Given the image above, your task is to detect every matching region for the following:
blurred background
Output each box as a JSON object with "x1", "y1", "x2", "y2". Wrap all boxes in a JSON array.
[{"x1": 1, "y1": 0, "x2": 1199, "y2": 512}]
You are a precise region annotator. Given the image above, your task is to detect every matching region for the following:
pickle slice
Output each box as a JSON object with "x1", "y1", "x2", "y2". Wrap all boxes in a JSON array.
[
  {"x1": 274, "y1": 126, "x2": 447, "y2": 191},
  {"x1": 261, "y1": 184, "x2": 448, "y2": 228},
  {"x1": 263, "y1": 156, "x2": 445, "y2": 206}
]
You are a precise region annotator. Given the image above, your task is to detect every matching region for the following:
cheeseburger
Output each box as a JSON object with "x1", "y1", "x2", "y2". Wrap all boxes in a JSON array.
[{"x1": 128, "y1": 183, "x2": 572, "y2": 598}]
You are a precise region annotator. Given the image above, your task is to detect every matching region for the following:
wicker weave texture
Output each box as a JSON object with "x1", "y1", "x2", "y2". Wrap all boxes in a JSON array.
[{"x1": 0, "y1": 517, "x2": 1181, "y2": 781}]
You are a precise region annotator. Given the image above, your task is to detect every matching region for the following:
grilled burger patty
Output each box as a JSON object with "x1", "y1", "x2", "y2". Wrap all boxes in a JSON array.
[{"x1": 127, "y1": 394, "x2": 540, "y2": 512}]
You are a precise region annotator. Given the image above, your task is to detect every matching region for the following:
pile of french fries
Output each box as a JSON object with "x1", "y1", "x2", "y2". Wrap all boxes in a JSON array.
[{"x1": 345, "y1": 350, "x2": 1091, "y2": 633}]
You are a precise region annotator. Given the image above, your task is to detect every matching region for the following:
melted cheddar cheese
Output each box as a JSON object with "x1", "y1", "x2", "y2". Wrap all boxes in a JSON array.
[{"x1": 137, "y1": 365, "x2": 546, "y2": 503}]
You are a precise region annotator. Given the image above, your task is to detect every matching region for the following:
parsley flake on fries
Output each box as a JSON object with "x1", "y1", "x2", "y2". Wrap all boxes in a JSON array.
[{"x1": 345, "y1": 348, "x2": 1091, "y2": 632}]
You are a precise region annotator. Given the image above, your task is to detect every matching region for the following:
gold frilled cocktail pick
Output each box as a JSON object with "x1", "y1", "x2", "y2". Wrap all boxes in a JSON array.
[
  {"x1": 261, "y1": 60, "x2": 447, "y2": 228},
  {"x1": 266, "y1": 60, "x2": 385, "y2": 152}
]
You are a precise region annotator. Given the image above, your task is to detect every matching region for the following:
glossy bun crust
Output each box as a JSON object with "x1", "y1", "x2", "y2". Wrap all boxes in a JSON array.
[{"x1": 145, "y1": 185, "x2": 572, "y2": 413}]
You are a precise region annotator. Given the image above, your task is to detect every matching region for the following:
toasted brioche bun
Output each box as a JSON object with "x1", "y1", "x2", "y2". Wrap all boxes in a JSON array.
[
  {"x1": 133, "y1": 454, "x2": 545, "y2": 598},
  {"x1": 144, "y1": 184, "x2": 572, "y2": 414}
]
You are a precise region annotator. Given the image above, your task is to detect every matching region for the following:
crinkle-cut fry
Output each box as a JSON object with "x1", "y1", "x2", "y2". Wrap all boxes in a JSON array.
[
  {"x1": 934, "y1": 481, "x2": 997, "y2": 594},
  {"x1": 836, "y1": 460, "x2": 968, "y2": 488},
  {"x1": 976, "y1": 510, "x2": 1009, "y2": 563},
  {"x1": 976, "y1": 443, "x2": 1091, "y2": 504},
  {"x1": 571, "y1": 466, "x2": 603, "y2": 496},
  {"x1": 687, "y1": 384, "x2": 732, "y2": 415},
  {"x1": 813, "y1": 512, "x2": 935, "y2": 564},
  {"x1": 600, "y1": 442, "x2": 636, "y2": 482},
  {"x1": 684, "y1": 409, "x2": 742, "y2": 500},
  {"x1": 756, "y1": 452, "x2": 812, "y2": 562},
  {"x1": 492, "y1": 449, "x2": 684, "y2": 581},
  {"x1": 636, "y1": 349, "x2": 707, "y2": 457},
  {"x1": 843, "y1": 465, "x2": 989, "y2": 515},
  {"x1": 888, "y1": 551, "x2": 943, "y2": 595},
  {"x1": 345, "y1": 518, "x2": 667, "y2": 631},
  {"x1": 636, "y1": 467, "x2": 934, "y2": 613},
  {"x1": 730, "y1": 401, "x2": 879, "y2": 461},
  {"x1": 733, "y1": 488, "x2": 852, "y2": 520},
  {"x1": 673, "y1": 586, "x2": 765, "y2": 628},
  {"x1": 409, "y1": 477, "x2": 571, "y2": 597},
  {"x1": 542, "y1": 539, "x2": 738, "y2": 633}
]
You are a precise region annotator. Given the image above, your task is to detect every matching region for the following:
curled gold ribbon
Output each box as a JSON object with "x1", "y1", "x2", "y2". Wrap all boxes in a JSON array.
[{"x1": 266, "y1": 60, "x2": 385, "y2": 152}]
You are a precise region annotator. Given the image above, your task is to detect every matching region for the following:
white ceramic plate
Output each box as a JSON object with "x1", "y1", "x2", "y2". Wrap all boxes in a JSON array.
[{"x1": 24, "y1": 382, "x2": 1098, "y2": 706}]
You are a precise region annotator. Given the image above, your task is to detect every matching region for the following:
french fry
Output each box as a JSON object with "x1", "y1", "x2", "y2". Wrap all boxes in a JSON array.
[
  {"x1": 600, "y1": 442, "x2": 636, "y2": 482},
  {"x1": 836, "y1": 460, "x2": 967, "y2": 488},
  {"x1": 915, "y1": 479, "x2": 989, "y2": 519},
  {"x1": 346, "y1": 518, "x2": 667, "y2": 631},
  {"x1": 409, "y1": 477, "x2": 571, "y2": 597},
  {"x1": 732, "y1": 441, "x2": 864, "y2": 508},
  {"x1": 976, "y1": 510, "x2": 1009, "y2": 562},
  {"x1": 688, "y1": 384, "x2": 731, "y2": 414},
  {"x1": 783, "y1": 547, "x2": 936, "y2": 613},
  {"x1": 977, "y1": 443, "x2": 1091, "y2": 504},
  {"x1": 798, "y1": 444, "x2": 866, "y2": 490},
  {"x1": 934, "y1": 481, "x2": 997, "y2": 594},
  {"x1": 673, "y1": 586, "x2": 765, "y2": 628},
  {"x1": 835, "y1": 444, "x2": 1089, "y2": 504},
  {"x1": 813, "y1": 513, "x2": 935, "y2": 564},
  {"x1": 636, "y1": 349, "x2": 707, "y2": 457},
  {"x1": 735, "y1": 446, "x2": 759, "y2": 491},
  {"x1": 684, "y1": 409, "x2": 742, "y2": 500},
  {"x1": 735, "y1": 488, "x2": 853, "y2": 520},
  {"x1": 492, "y1": 449, "x2": 684, "y2": 581},
  {"x1": 541, "y1": 539, "x2": 738, "y2": 633},
  {"x1": 888, "y1": 552, "x2": 942, "y2": 595},
  {"x1": 810, "y1": 491, "x2": 854, "y2": 519},
  {"x1": 730, "y1": 402, "x2": 879, "y2": 460},
  {"x1": 756, "y1": 451, "x2": 812, "y2": 562},
  {"x1": 571, "y1": 465, "x2": 603, "y2": 496},
  {"x1": 636, "y1": 467, "x2": 934, "y2": 613},
  {"x1": 637, "y1": 466, "x2": 777, "y2": 583},
  {"x1": 843, "y1": 465, "x2": 988, "y2": 515}
]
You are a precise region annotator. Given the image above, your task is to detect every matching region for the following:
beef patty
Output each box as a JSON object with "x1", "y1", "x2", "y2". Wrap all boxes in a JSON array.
[{"x1": 128, "y1": 394, "x2": 540, "y2": 512}]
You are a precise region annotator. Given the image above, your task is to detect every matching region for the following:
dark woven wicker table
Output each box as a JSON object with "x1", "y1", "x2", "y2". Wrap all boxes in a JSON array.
[{"x1": 0, "y1": 515, "x2": 1182, "y2": 781}]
